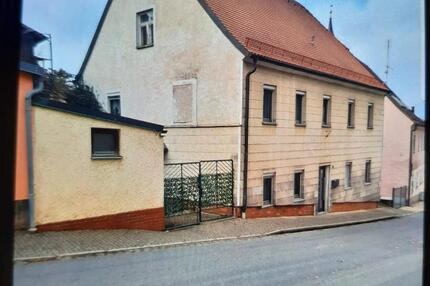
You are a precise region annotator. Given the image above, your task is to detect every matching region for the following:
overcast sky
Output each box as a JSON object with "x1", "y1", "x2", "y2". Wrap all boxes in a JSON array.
[{"x1": 23, "y1": 0, "x2": 425, "y2": 118}]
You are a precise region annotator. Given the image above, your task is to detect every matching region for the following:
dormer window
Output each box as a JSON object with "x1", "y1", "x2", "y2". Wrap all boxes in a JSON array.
[{"x1": 136, "y1": 9, "x2": 154, "y2": 48}]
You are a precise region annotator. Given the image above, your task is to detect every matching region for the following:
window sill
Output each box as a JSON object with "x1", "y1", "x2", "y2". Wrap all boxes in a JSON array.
[
  {"x1": 347, "y1": 126, "x2": 355, "y2": 129},
  {"x1": 262, "y1": 121, "x2": 277, "y2": 126},
  {"x1": 293, "y1": 198, "x2": 305, "y2": 203},
  {"x1": 322, "y1": 124, "x2": 331, "y2": 129},
  {"x1": 367, "y1": 127, "x2": 374, "y2": 130},
  {"x1": 136, "y1": 44, "x2": 154, "y2": 50},
  {"x1": 91, "y1": 155, "x2": 123, "y2": 160},
  {"x1": 364, "y1": 182, "x2": 372, "y2": 186},
  {"x1": 344, "y1": 187, "x2": 352, "y2": 191},
  {"x1": 295, "y1": 123, "x2": 306, "y2": 127},
  {"x1": 261, "y1": 203, "x2": 273, "y2": 208}
]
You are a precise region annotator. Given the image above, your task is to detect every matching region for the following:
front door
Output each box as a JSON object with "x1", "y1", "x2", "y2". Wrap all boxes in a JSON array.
[{"x1": 318, "y1": 166, "x2": 328, "y2": 212}]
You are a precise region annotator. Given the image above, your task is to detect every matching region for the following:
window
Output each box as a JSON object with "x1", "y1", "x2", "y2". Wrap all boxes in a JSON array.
[
  {"x1": 263, "y1": 174, "x2": 274, "y2": 205},
  {"x1": 365, "y1": 160, "x2": 371, "y2": 183},
  {"x1": 91, "y1": 128, "x2": 120, "y2": 158},
  {"x1": 108, "y1": 96, "x2": 121, "y2": 115},
  {"x1": 294, "y1": 170, "x2": 304, "y2": 200},
  {"x1": 136, "y1": 9, "x2": 154, "y2": 48},
  {"x1": 295, "y1": 91, "x2": 306, "y2": 125},
  {"x1": 322, "y1": 95, "x2": 331, "y2": 127},
  {"x1": 172, "y1": 80, "x2": 196, "y2": 125},
  {"x1": 263, "y1": 86, "x2": 276, "y2": 123},
  {"x1": 347, "y1": 99, "x2": 355, "y2": 128},
  {"x1": 367, "y1": 103, "x2": 374, "y2": 129},
  {"x1": 345, "y1": 162, "x2": 352, "y2": 188},
  {"x1": 412, "y1": 133, "x2": 416, "y2": 153}
]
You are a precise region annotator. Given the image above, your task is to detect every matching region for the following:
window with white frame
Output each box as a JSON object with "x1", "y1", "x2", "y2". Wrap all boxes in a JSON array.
[
  {"x1": 322, "y1": 95, "x2": 331, "y2": 127},
  {"x1": 345, "y1": 162, "x2": 352, "y2": 188},
  {"x1": 295, "y1": 91, "x2": 306, "y2": 126},
  {"x1": 108, "y1": 96, "x2": 121, "y2": 115},
  {"x1": 294, "y1": 170, "x2": 304, "y2": 200},
  {"x1": 263, "y1": 174, "x2": 274, "y2": 205},
  {"x1": 136, "y1": 9, "x2": 154, "y2": 48},
  {"x1": 263, "y1": 85, "x2": 276, "y2": 123}
]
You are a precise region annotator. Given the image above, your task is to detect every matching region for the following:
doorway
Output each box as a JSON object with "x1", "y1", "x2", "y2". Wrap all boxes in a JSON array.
[{"x1": 318, "y1": 166, "x2": 330, "y2": 213}]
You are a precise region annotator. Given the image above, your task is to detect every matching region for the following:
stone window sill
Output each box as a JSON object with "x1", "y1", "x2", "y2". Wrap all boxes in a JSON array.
[
  {"x1": 295, "y1": 123, "x2": 306, "y2": 127},
  {"x1": 262, "y1": 121, "x2": 277, "y2": 126},
  {"x1": 261, "y1": 204, "x2": 273, "y2": 208},
  {"x1": 91, "y1": 155, "x2": 123, "y2": 160},
  {"x1": 293, "y1": 198, "x2": 305, "y2": 203}
]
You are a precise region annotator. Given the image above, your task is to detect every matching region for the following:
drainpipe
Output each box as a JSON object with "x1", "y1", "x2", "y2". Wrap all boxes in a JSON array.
[
  {"x1": 242, "y1": 57, "x2": 258, "y2": 217},
  {"x1": 25, "y1": 79, "x2": 44, "y2": 231},
  {"x1": 408, "y1": 123, "x2": 417, "y2": 206}
]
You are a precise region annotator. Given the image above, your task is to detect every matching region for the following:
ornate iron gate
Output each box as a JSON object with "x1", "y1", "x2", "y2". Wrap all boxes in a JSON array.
[{"x1": 164, "y1": 160, "x2": 234, "y2": 229}]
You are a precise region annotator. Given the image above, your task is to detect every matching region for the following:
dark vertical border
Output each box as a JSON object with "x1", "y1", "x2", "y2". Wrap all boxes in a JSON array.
[
  {"x1": 0, "y1": 0, "x2": 21, "y2": 285},
  {"x1": 424, "y1": 0, "x2": 429, "y2": 283}
]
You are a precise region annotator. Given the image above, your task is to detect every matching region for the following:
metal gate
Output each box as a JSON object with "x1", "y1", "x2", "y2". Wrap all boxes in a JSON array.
[
  {"x1": 164, "y1": 160, "x2": 234, "y2": 229},
  {"x1": 392, "y1": 186, "x2": 409, "y2": 208}
]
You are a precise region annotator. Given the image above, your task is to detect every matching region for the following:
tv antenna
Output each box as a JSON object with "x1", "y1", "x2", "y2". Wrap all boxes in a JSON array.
[{"x1": 384, "y1": 39, "x2": 393, "y2": 84}]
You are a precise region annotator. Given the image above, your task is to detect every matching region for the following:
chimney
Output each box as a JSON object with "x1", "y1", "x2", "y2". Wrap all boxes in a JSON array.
[{"x1": 411, "y1": 106, "x2": 415, "y2": 113}]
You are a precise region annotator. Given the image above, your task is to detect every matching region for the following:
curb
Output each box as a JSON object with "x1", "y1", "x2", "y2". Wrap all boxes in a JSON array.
[{"x1": 14, "y1": 212, "x2": 417, "y2": 264}]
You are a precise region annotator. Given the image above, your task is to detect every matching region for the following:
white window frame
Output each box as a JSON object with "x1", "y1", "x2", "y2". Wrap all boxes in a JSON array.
[
  {"x1": 293, "y1": 170, "x2": 305, "y2": 201},
  {"x1": 262, "y1": 172, "x2": 275, "y2": 206},
  {"x1": 367, "y1": 103, "x2": 374, "y2": 129},
  {"x1": 136, "y1": 8, "x2": 154, "y2": 48},
  {"x1": 295, "y1": 91, "x2": 306, "y2": 126},
  {"x1": 345, "y1": 162, "x2": 352, "y2": 189},
  {"x1": 347, "y1": 99, "x2": 355, "y2": 128},
  {"x1": 171, "y1": 79, "x2": 197, "y2": 127},
  {"x1": 322, "y1": 95, "x2": 331, "y2": 127},
  {"x1": 262, "y1": 85, "x2": 276, "y2": 124}
]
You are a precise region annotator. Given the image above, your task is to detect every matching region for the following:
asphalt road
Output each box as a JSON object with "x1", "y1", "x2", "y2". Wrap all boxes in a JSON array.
[{"x1": 14, "y1": 213, "x2": 423, "y2": 286}]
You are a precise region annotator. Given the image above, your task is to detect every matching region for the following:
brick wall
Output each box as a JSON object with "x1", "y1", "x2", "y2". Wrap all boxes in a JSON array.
[
  {"x1": 330, "y1": 202, "x2": 378, "y2": 212},
  {"x1": 245, "y1": 204, "x2": 314, "y2": 218},
  {"x1": 37, "y1": 207, "x2": 165, "y2": 232}
]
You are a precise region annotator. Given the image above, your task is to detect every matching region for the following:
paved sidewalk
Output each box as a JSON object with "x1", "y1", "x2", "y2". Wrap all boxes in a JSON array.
[{"x1": 14, "y1": 204, "x2": 422, "y2": 262}]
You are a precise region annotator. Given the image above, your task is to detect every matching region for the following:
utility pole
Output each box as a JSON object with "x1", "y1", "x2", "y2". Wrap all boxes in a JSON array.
[{"x1": 384, "y1": 39, "x2": 392, "y2": 84}]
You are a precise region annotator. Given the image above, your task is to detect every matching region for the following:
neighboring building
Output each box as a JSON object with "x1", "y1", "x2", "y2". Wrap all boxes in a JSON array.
[
  {"x1": 79, "y1": 0, "x2": 389, "y2": 218},
  {"x1": 380, "y1": 94, "x2": 425, "y2": 205},
  {"x1": 15, "y1": 24, "x2": 47, "y2": 229},
  {"x1": 30, "y1": 97, "x2": 165, "y2": 231}
]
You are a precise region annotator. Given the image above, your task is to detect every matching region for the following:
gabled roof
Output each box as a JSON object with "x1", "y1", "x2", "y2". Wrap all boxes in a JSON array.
[
  {"x1": 387, "y1": 93, "x2": 425, "y2": 126},
  {"x1": 199, "y1": 0, "x2": 388, "y2": 91}
]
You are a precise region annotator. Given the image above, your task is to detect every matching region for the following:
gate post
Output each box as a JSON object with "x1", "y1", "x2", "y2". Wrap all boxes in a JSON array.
[{"x1": 198, "y1": 162, "x2": 202, "y2": 223}]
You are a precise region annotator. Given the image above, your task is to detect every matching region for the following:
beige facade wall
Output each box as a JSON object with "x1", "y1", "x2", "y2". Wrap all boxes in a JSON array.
[
  {"x1": 245, "y1": 63, "x2": 385, "y2": 211},
  {"x1": 32, "y1": 106, "x2": 164, "y2": 225}
]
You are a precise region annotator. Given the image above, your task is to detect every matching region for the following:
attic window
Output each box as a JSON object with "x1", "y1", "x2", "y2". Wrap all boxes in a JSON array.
[{"x1": 136, "y1": 9, "x2": 154, "y2": 48}]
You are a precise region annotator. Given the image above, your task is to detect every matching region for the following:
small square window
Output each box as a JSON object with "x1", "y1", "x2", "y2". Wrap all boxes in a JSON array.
[
  {"x1": 347, "y1": 99, "x2": 355, "y2": 128},
  {"x1": 263, "y1": 86, "x2": 276, "y2": 124},
  {"x1": 367, "y1": 103, "x2": 374, "y2": 129},
  {"x1": 365, "y1": 160, "x2": 371, "y2": 183},
  {"x1": 345, "y1": 162, "x2": 352, "y2": 188},
  {"x1": 295, "y1": 92, "x2": 306, "y2": 126},
  {"x1": 108, "y1": 96, "x2": 121, "y2": 115},
  {"x1": 294, "y1": 170, "x2": 304, "y2": 199},
  {"x1": 136, "y1": 9, "x2": 154, "y2": 48},
  {"x1": 322, "y1": 95, "x2": 331, "y2": 127},
  {"x1": 263, "y1": 174, "x2": 274, "y2": 205},
  {"x1": 91, "y1": 128, "x2": 120, "y2": 158}
]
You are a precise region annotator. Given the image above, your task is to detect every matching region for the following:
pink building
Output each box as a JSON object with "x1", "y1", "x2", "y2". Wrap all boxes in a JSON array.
[{"x1": 380, "y1": 94, "x2": 425, "y2": 205}]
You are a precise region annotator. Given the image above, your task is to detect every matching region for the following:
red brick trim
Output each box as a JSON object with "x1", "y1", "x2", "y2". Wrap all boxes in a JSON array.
[
  {"x1": 330, "y1": 202, "x2": 378, "y2": 213},
  {"x1": 37, "y1": 207, "x2": 165, "y2": 232},
  {"x1": 245, "y1": 204, "x2": 314, "y2": 218}
]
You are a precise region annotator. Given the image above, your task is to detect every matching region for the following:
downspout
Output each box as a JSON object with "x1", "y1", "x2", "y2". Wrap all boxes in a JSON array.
[
  {"x1": 25, "y1": 79, "x2": 44, "y2": 231},
  {"x1": 408, "y1": 123, "x2": 417, "y2": 206},
  {"x1": 242, "y1": 56, "x2": 258, "y2": 217}
]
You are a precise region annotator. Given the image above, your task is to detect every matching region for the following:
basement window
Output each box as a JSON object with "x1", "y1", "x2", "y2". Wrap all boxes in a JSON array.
[
  {"x1": 91, "y1": 128, "x2": 121, "y2": 159},
  {"x1": 295, "y1": 91, "x2": 306, "y2": 126},
  {"x1": 136, "y1": 9, "x2": 154, "y2": 48}
]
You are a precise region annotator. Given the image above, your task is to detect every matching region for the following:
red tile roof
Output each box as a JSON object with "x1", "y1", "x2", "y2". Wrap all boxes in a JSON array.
[{"x1": 201, "y1": 0, "x2": 388, "y2": 91}]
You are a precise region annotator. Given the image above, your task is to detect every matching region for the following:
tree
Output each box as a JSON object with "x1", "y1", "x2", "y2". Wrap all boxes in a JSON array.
[{"x1": 37, "y1": 69, "x2": 103, "y2": 111}]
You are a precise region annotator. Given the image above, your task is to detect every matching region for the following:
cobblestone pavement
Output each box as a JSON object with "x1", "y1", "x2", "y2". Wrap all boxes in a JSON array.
[{"x1": 14, "y1": 204, "x2": 422, "y2": 260}]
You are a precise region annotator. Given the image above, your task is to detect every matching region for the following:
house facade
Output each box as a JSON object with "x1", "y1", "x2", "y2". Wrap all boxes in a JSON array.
[
  {"x1": 380, "y1": 94, "x2": 425, "y2": 205},
  {"x1": 79, "y1": 0, "x2": 389, "y2": 217}
]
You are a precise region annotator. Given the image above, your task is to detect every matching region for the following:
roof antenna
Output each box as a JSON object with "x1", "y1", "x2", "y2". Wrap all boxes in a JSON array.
[
  {"x1": 328, "y1": 5, "x2": 334, "y2": 34},
  {"x1": 384, "y1": 39, "x2": 392, "y2": 84}
]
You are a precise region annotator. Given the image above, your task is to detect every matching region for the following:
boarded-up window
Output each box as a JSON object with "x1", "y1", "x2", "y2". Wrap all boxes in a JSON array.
[{"x1": 173, "y1": 84, "x2": 193, "y2": 124}]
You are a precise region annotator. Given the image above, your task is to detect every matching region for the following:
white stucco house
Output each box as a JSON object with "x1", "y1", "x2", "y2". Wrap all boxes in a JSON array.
[{"x1": 78, "y1": 0, "x2": 390, "y2": 218}]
